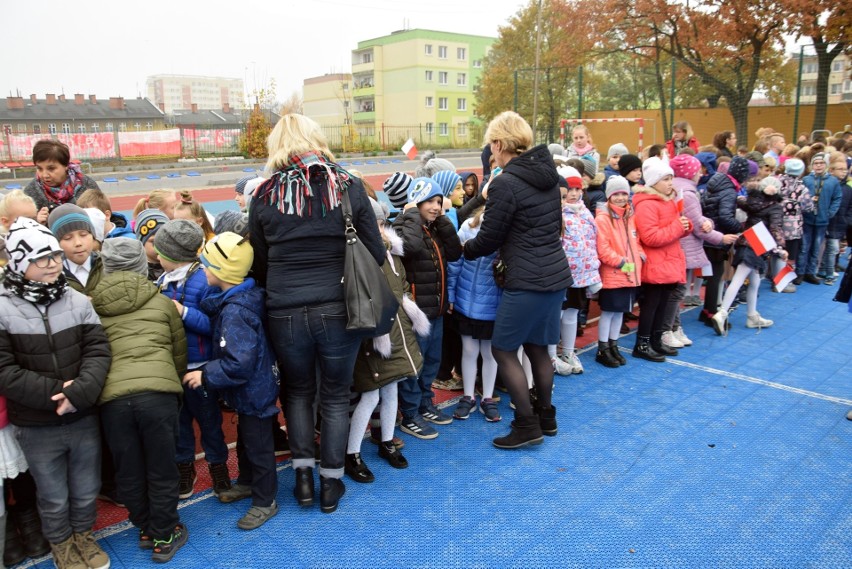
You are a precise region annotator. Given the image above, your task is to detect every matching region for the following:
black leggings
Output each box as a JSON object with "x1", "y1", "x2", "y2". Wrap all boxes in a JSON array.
[
  {"x1": 491, "y1": 344, "x2": 553, "y2": 417},
  {"x1": 638, "y1": 283, "x2": 676, "y2": 337},
  {"x1": 702, "y1": 247, "x2": 729, "y2": 313}
]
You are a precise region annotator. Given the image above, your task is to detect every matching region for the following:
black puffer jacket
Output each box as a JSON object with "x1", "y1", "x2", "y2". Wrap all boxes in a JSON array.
[
  {"x1": 393, "y1": 209, "x2": 462, "y2": 319},
  {"x1": 702, "y1": 172, "x2": 743, "y2": 244},
  {"x1": 463, "y1": 145, "x2": 573, "y2": 292},
  {"x1": 737, "y1": 186, "x2": 785, "y2": 251}
]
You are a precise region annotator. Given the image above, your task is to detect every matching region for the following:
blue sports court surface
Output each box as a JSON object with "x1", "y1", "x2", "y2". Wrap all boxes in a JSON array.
[{"x1": 20, "y1": 219, "x2": 852, "y2": 568}]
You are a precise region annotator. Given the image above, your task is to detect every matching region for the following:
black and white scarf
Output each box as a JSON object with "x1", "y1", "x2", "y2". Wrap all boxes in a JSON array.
[{"x1": 3, "y1": 270, "x2": 68, "y2": 306}]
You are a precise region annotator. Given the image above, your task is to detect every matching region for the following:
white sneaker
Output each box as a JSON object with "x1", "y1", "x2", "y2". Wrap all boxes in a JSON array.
[
  {"x1": 661, "y1": 330, "x2": 684, "y2": 348},
  {"x1": 552, "y1": 357, "x2": 573, "y2": 376},
  {"x1": 673, "y1": 326, "x2": 692, "y2": 346},
  {"x1": 746, "y1": 312, "x2": 773, "y2": 329},
  {"x1": 564, "y1": 352, "x2": 584, "y2": 374},
  {"x1": 711, "y1": 308, "x2": 728, "y2": 336}
]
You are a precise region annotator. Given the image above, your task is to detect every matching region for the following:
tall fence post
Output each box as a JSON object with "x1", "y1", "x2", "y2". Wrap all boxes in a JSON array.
[
  {"x1": 669, "y1": 59, "x2": 676, "y2": 138},
  {"x1": 793, "y1": 45, "x2": 804, "y2": 140},
  {"x1": 577, "y1": 66, "x2": 584, "y2": 119}
]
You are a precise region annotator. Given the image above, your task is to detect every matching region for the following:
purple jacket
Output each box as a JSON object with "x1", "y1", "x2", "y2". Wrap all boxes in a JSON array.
[{"x1": 674, "y1": 178, "x2": 724, "y2": 269}]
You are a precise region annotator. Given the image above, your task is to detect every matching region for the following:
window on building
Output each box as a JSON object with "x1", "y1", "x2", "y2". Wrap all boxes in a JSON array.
[
  {"x1": 804, "y1": 63, "x2": 817, "y2": 74},
  {"x1": 425, "y1": 70, "x2": 433, "y2": 81},
  {"x1": 438, "y1": 46, "x2": 447, "y2": 59},
  {"x1": 362, "y1": 52, "x2": 372, "y2": 64},
  {"x1": 457, "y1": 47, "x2": 466, "y2": 60},
  {"x1": 457, "y1": 73, "x2": 467, "y2": 86},
  {"x1": 425, "y1": 44, "x2": 433, "y2": 56},
  {"x1": 48, "y1": 123, "x2": 57, "y2": 134},
  {"x1": 458, "y1": 123, "x2": 467, "y2": 136},
  {"x1": 78, "y1": 124, "x2": 86, "y2": 133},
  {"x1": 17, "y1": 124, "x2": 27, "y2": 134},
  {"x1": 425, "y1": 96, "x2": 434, "y2": 108},
  {"x1": 134, "y1": 122, "x2": 141, "y2": 131},
  {"x1": 845, "y1": 79, "x2": 851, "y2": 92},
  {"x1": 438, "y1": 97, "x2": 448, "y2": 110},
  {"x1": 832, "y1": 60, "x2": 843, "y2": 72},
  {"x1": 146, "y1": 122, "x2": 154, "y2": 130},
  {"x1": 457, "y1": 98, "x2": 467, "y2": 111},
  {"x1": 831, "y1": 83, "x2": 840, "y2": 95},
  {"x1": 119, "y1": 123, "x2": 127, "y2": 132},
  {"x1": 439, "y1": 123, "x2": 448, "y2": 136},
  {"x1": 62, "y1": 123, "x2": 71, "y2": 134},
  {"x1": 106, "y1": 123, "x2": 114, "y2": 132},
  {"x1": 32, "y1": 124, "x2": 41, "y2": 134},
  {"x1": 473, "y1": 60, "x2": 482, "y2": 68},
  {"x1": 425, "y1": 122, "x2": 434, "y2": 135},
  {"x1": 439, "y1": 71, "x2": 448, "y2": 85}
]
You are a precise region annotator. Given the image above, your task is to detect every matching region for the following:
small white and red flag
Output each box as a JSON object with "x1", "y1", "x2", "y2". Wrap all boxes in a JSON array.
[
  {"x1": 743, "y1": 222, "x2": 777, "y2": 256},
  {"x1": 402, "y1": 138, "x2": 417, "y2": 160},
  {"x1": 694, "y1": 263, "x2": 713, "y2": 278},
  {"x1": 773, "y1": 264, "x2": 797, "y2": 291}
]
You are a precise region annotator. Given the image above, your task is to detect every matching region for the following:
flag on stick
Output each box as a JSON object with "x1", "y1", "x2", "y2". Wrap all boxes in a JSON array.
[
  {"x1": 402, "y1": 138, "x2": 417, "y2": 160},
  {"x1": 742, "y1": 222, "x2": 777, "y2": 256},
  {"x1": 694, "y1": 263, "x2": 713, "y2": 278},
  {"x1": 773, "y1": 264, "x2": 797, "y2": 291}
]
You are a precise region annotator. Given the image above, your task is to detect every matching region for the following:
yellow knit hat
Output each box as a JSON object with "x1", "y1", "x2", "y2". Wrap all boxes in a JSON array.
[{"x1": 200, "y1": 232, "x2": 254, "y2": 285}]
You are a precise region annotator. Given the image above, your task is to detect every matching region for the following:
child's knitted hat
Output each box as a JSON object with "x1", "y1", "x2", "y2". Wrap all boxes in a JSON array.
[
  {"x1": 579, "y1": 155, "x2": 598, "y2": 179},
  {"x1": 134, "y1": 209, "x2": 170, "y2": 245},
  {"x1": 83, "y1": 208, "x2": 106, "y2": 242},
  {"x1": 607, "y1": 143, "x2": 629, "y2": 159},
  {"x1": 556, "y1": 165, "x2": 584, "y2": 189},
  {"x1": 784, "y1": 158, "x2": 805, "y2": 177},
  {"x1": 618, "y1": 154, "x2": 643, "y2": 176},
  {"x1": 605, "y1": 176, "x2": 631, "y2": 199},
  {"x1": 669, "y1": 154, "x2": 702, "y2": 181},
  {"x1": 4, "y1": 217, "x2": 62, "y2": 275},
  {"x1": 200, "y1": 232, "x2": 254, "y2": 285},
  {"x1": 47, "y1": 203, "x2": 95, "y2": 241},
  {"x1": 727, "y1": 156, "x2": 750, "y2": 183},
  {"x1": 101, "y1": 238, "x2": 148, "y2": 276},
  {"x1": 407, "y1": 177, "x2": 443, "y2": 205},
  {"x1": 383, "y1": 172, "x2": 412, "y2": 208},
  {"x1": 154, "y1": 219, "x2": 204, "y2": 263},
  {"x1": 432, "y1": 170, "x2": 461, "y2": 197},
  {"x1": 642, "y1": 157, "x2": 674, "y2": 188}
]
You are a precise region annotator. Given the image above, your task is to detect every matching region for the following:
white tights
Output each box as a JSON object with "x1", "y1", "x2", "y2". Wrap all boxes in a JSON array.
[
  {"x1": 548, "y1": 308, "x2": 578, "y2": 359},
  {"x1": 597, "y1": 311, "x2": 624, "y2": 342},
  {"x1": 720, "y1": 263, "x2": 760, "y2": 315},
  {"x1": 347, "y1": 381, "x2": 399, "y2": 454},
  {"x1": 461, "y1": 336, "x2": 498, "y2": 399}
]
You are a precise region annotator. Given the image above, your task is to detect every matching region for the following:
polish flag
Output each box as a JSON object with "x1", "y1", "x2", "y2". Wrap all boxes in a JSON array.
[
  {"x1": 402, "y1": 138, "x2": 417, "y2": 160},
  {"x1": 694, "y1": 263, "x2": 713, "y2": 278},
  {"x1": 743, "y1": 222, "x2": 777, "y2": 256},
  {"x1": 773, "y1": 264, "x2": 797, "y2": 291}
]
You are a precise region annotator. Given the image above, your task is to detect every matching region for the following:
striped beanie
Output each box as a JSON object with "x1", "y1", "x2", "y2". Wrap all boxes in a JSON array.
[
  {"x1": 383, "y1": 172, "x2": 412, "y2": 208},
  {"x1": 47, "y1": 203, "x2": 95, "y2": 241},
  {"x1": 432, "y1": 170, "x2": 461, "y2": 197},
  {"x1": 134, "y1": 209, "x2": 170, "y2": 245}
]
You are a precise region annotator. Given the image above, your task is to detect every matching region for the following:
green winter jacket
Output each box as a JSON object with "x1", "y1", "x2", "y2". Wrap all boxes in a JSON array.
[
  {"x1": 353, "y1": 229, "x2": 423, "y2": 392},
  {"x1": 90, "y1": 271, "x2": 187, "y2": 404}
]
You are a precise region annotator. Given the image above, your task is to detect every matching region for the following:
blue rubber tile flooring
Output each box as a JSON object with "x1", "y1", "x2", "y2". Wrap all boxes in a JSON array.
[{"x1": 21, "y1": 272, "x2": 852, "y2": 568}]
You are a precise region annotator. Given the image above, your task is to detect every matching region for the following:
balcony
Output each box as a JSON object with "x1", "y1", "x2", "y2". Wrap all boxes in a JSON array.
[
  {"x1": 353, "y1": 110, "x2": 375, "y2": 122},
  {"x1": 352, "y1": 85, "x2": 375, "y2": 97}
]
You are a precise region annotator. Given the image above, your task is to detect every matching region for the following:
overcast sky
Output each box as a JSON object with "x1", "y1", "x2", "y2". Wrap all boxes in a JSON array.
[{"x1": 2, "y1": 0, "x2": 526, "y2": 104}]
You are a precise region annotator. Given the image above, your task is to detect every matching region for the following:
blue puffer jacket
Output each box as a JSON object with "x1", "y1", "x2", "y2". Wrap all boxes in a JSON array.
[
  {"x1": 200, "y1": 279, "x2": 279, "y2": 418},
  {"x1": 802, "y1": 172, "x2": 842, "y2": 227},
  {"x1": 106, "y1": 212, "x2": 135, "y2": 239},
  {"x1": 702, "y1": 172, "x2": 743, "y2": 244},
  {"x1": 448, "y1": 218, "x2": 501, "y2": 321},
  {"x1": 158, "y1": 264, "x2": 216, "y2": 365}
]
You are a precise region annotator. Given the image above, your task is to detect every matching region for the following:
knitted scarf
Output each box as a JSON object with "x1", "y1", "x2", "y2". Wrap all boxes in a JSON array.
[
  {"x1": 3, "y1": 271, "x2": 68, "y2": 305},
  {"x1": 38, "y1": 163, "x2": 85, "y2": 205},
  {"x1": 571, "y1": 142, "x2": 595, "y2": 157},
  {"x1": 255, "y1": 152, "x2": 349, "y2": 217}
]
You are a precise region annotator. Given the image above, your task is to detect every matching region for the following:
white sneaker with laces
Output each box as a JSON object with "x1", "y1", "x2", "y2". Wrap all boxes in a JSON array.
[
  {"x1": 661, "y1": 330, "x2": 684, "y2": 348},
  {"x1": 551, "y1": 357, "x2": 573, "y2": 376},
  {"x1": 673, "y1": 326, "x2": 692, "y2": 346},
  {"x1": 746, "y1": 312, "x2": 773, "y2": 329},
  {"x1": 711, "y1": 308, "x2": 728, "y2": 336},
  {"x1": 565, "y1": 352, "x2": 584, "y2": 374}
]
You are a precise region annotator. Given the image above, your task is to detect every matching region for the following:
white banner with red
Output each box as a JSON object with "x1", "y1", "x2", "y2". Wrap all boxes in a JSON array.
[{"x1": 118, "y1": 129, "x2": 181, "y2": 157}]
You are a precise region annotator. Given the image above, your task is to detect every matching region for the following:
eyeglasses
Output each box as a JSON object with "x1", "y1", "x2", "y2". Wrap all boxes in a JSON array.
[{"x1": 32, "y1": 252, "x2": 63, "y2": 269}]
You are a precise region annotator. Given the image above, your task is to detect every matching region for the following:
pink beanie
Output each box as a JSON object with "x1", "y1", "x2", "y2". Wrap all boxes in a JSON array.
[{"x1": 669, "y1": 154, "x2": 701, "y2": 180}]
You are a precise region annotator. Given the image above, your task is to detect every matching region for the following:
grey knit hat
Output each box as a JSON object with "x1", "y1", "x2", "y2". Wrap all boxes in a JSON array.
[
  {"x1": 47, "y1": 203, "x2": 95, "y2": 241},
  {"x1": 214, "y1": 210, "x2": 249, "y2": 237},
  {"x1": 383, "y1": 172, "x2": 413, "y2": 208},
  {"x1": 101, "y1": 238, "x2": 148, "y2": 276},
  {"x1": 153, "y1": 219, "x2": 204, "y2": 263},
  {"x1": 580, "y1": 155, "x2": 598, "y2": 179},
  {"x1": 607, "y1": 143, "x2": 629, "y2": 159},
  {"x1": 415, "y1": 151, "x2": 455, "y2": 178},
  {"x1": 369, "y1": 197, "x2": 389, "y2": 222}
]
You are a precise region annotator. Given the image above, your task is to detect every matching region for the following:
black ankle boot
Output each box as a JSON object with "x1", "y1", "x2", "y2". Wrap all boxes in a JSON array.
[
  {"x1": 3, "y1": 513, "x2": 26, "y2": 567},
  {"x1": 15, "y1": 507, "x2": 50, "y2": 559},
  {"x1": 344, "y1": 453, "x2": 375, "y2": 483},
  {"x1": 632, "y1": 335, "x2": 666, "y2": 362},
  {"x1": 378, "y1": 441, "x2": 409, "y2": 469},
  {"x1": 493, "y1": 414, "x2": 544, "y2": 449},
  {"x1": 538, "y1": 404, "x2": 557, "y2": 436},
  {"x1": 293, "y1": 467, "x2": 314, "y2": 507},
  {"x1": 651, "y1": 331, "x2": 678, "y2": 356},
  {"x1": 608, "y1": 340, "x2": 627, "y2": 365},
  {"x1": 319, "y1": 476, "x2": 346, "y2": 514},
  {"x1": 595, "y1": 341, "x2": 620, "y2": 368}
]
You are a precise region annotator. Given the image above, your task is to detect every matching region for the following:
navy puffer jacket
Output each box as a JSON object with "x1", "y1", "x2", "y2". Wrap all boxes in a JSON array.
[
  {"x1": 702, "y1": 172, "x2": 743, "y2": 245},
  {"x1": 463, "y1": 145, "x2": 573, "y2": 292}
]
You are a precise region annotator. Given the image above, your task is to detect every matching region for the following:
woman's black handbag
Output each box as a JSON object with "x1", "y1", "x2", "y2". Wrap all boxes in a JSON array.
[
  {"x1": 341, "y1": 187, "x2": 399, "y2": 335},
  {"x1": 833, "y1": 263, "x2": 852, "y2": 304}
]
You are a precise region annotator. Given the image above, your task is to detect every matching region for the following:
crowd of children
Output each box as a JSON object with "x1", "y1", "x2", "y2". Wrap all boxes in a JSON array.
[{"x1": 0, "y1": 124, "x2": 850, "y2": 567}]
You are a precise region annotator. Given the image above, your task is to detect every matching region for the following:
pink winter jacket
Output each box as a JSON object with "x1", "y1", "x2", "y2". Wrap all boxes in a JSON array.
[
  {"x1": 595, "y1": 202, "x2": 644, "y2": 289},
  {"x1": 633, "y1": 187, "x2": 692, "y2": 284},
  {"x1": 674, "y1": 178, "x2": 724, "y2": 269}
]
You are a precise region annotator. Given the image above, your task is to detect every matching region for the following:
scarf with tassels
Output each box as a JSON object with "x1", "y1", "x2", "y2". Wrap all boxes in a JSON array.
[
  {"x1": 38, "y1": 163, "x2": 85, "y2": 206},
  {"x1": 255, "y1": 152, "x2": 349, "y2": 217}
]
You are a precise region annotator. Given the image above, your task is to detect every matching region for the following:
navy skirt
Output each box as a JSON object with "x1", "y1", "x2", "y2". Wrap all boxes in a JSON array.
[
  {"x1": 598, "y1": 286, "x2": 639, "y2": 313},
  {"x1": 491, "y1": 288, "x2": 566, "y2": 351}
]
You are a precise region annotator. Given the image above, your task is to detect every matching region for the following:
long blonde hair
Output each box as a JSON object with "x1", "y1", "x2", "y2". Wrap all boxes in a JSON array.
[
  {"x1": 132, "y1": 189, "x2": 176, "y2": 220},
  {"x1": 265, "y1": 114, "x2": 335, "y2": 173}
]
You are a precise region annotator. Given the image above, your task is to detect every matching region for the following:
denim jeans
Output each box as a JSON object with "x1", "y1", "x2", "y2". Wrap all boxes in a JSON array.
[
  {"x1": 399, "y1": 316, "x2": 444, "y2": 418},
  {"x1": 15, "y1": 415, "x2": 101, "y2": 543},
  {"x1": 235, "y1": 414, "x2": 277, "y2": 507},
  {"x1": 101, "y1": 392, "x2": 181, "y2": 540},
  {"x1": 175, "y1": 383, "x2": 228, "y2": 465},
  {"x1": 268, "y1": 301, "x2": 361, "y2": 479},
  {"x1": 819, "y1": 237, "x2": 840, "y2": 276},
  {"x1": 798, "y1": 224, "x2": 827, "y2": 276}
]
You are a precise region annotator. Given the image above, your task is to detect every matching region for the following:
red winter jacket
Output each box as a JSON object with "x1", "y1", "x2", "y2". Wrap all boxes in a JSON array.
[
  {"x1": 665, "y1": 137, "x2": 700, "y2": 158},
  {"x1": 632, "y1": 187, "x2": 692, "y2": 284},
  {"x1": 595, "y1": 202, "x2": 644, "y2": 289}
]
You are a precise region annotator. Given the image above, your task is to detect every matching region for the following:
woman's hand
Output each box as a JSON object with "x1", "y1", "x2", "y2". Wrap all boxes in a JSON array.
[{"x1": 183, "y1": 371, "x2": 203, "y2": 390}]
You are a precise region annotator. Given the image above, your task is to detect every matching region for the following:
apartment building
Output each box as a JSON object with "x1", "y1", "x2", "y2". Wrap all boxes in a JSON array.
[{"x1": 147, "y1": 74, "x2": 245, "y2": 114}]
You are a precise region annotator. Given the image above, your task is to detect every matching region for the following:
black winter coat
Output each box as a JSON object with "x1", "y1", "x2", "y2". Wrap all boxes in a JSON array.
[
  {"x1": 736, "y1": 188, "x2": 784, "y2": 251},
  {"x1": 393, "y1": 211, "x2": 462, "y2": 319},
  {"x1": 702, "y1": 172, "x2": 743, "y2": 244},
  {"x1": 463, "y1": 145, "x2": 573, "y2": 292},
  {"x1": 827, "y1": 181, "x2": 852, "y2": 239}
]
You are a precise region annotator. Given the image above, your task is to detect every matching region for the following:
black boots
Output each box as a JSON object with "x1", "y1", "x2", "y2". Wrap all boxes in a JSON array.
[
  {"x1": 4, "y1": 512, "x2": 25, "y2": 567},
  {"x1": 344, "y1": 453, "x2": 375, "y2": 483},
  {"x1": 538, "y1": 404, "x2": 557, "y2": 436},
  {"x1": 293, "y1": 467, "x2": 314, "y2": 507},
  {"x1": 632, "y1": 335, "x2": 666, "y2": 362},
  {"x1": 493, "y1": 414, "x2": 544, "y2": 449},
  {"x1": 4, "y1": 507, "x2": 50, "y2": 566},
  {"x1": 209, "y1": 462, "x2": 232, "y2": 496},
  {"x1": 651, "y1": 331, "x2": 678, "y2": 356},
  {"x1": 378, "y1": 441, "x2": 409, "y2": 469},
  {"x1": 595, "y1": 341, "x2": 621, "y2": 368},
  {"x1": 319, "y1": 477, "x2": 346, "y2": 514},
  {"x1": 609, "y1": 340, "x2": 627, "y2": 365}
]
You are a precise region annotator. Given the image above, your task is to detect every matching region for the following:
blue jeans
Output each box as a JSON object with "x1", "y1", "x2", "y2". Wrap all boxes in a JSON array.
[
  {"x1": 235, "y1": 414, "x2": 277, "y2": 507},
  {"x1": 15, "y1": 415, "x2": 101, "y2": 543},
  {"x1": 819, "y1": 237, "x2": 840, "y2": 276},
  {"x1": 268, "y1": 301, "x2": 361, "y2": 478},
  {"x1": 175, "y1": 382, "x2": 228, "y2": 465},
  {"x1": 101, "y1": 393, "x2": 181, "y2": 540},
  {"x1": 798, "y1": 224, "x2": 827, "y2": 276},
  {"x1": 399, "y1": 316, "x2": 444, "y2": 418}
]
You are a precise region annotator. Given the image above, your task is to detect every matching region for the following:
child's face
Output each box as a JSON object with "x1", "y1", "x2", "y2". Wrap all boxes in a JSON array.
[
  {"x1": 144, "y1": 237, "x2": 158, "y2": 263},
  {"x1": 235, "y1": 192, "x2": 246, "y2": 210},
  {"x1": 463, "y1": 177, "x2": 477, "y2": 198},
  {"x1": 417, "y1": 196, "x2": 443, "y2": 223},
  {"x1": 202, "y1": 265, "x2": 226, "y2": 289},
  {"x1": 158, "y1": 255, "x2": 184, "y2": 273},
  {"x1": 811, "y1": 159, "x2": 827, "y2": 175},
  {"x1": 758, "y1": 164, "x2": 772, "y2": 179},
  {"x1": 59, "y1": 229, "x2": 94, "y2": 265},
  {"x1": 831, "y1": 162, "x2": 848, "y2": 180},
  {"x1": 625, "y1": 168, "x2": 643, "y2": 183},
  {"x1": 608, "y1": 154, "x2": 621, "y2": 168},
  {"x1": 654, "y1": 175, "x2": 675, "y2": 196},
  {"x1": 609, "y1": 192, "x2": 629, "y2": 207},
  {"x1": 160, "y1": 193, "x2": 178, "y2": 219},
  {"x1": 673, "y1": 128, "x2": 685, "y2": 141},
  {"x1": 564, "y1": 187, "x2": 582, "y2": 204},
  {"x1": 450, "y1": 182, "x2": 465, "y2": 207},
  {"x1": 1, "y1": 200, "x2": 38, "y2": 232},
  {"x1": 572, "y1": 130, "x2": 588, "y2": 146},
  {"x1": 36, "y1": 160, "x2": 68, "y2": 187},
  {"x1": 23, "y1": 252, "x2": 64, "y2": 283}
]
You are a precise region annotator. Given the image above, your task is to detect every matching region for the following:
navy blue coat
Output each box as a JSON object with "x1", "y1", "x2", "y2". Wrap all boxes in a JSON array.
[
  {"x1": 158, "y1": 264, "x2": 216, "y2": 365},
  {"x1": 702, "y1": 172, "x2": 743, "y2": 245},
  {"x1": 827, "y1": 181, "x2": 852, "y2": 239},
  {"x1": 200, "y1": 279, "x2": 279, "y2": 418}
]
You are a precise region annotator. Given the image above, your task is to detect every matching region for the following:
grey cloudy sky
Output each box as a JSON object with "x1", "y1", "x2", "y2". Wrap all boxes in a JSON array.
[{"x1": 2, "y1": 0, "x2": 526, "y2": 103}]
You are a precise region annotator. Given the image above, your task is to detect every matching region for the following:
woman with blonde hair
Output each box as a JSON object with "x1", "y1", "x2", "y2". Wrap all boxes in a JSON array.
[
  {"x1": 248, "y1": 114, "x2": 385, "y2": 513},
  {"x1": 666, "y1": 121, "x2": 700, "y2": 156},
  {"x1": 462, "y1": 111, "x2": 572, "y2": 449}
]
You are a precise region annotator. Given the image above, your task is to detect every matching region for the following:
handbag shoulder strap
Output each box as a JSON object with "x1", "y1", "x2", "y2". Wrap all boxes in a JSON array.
[{"x1": 341, "y1": 186, "x2": 356, "y2": 235}]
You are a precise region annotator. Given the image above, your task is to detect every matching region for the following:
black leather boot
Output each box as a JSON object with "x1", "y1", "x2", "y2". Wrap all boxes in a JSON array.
[
  {"x1": 319, "y1": 477, "x2": 346, "y2": 514},
  {"x1": 493, "y1": 414, "x2": 544, "y2": 449},
  {"x1": 378, "y1": 441, "x2": 409, "y2": 469},
  {"x1": 293, "y1": 467, "x2": 314, "y2": 507},
  {"x1": 344, "y1": 453, "x2": 375, "y2": 483},
  {"x1": 632, "y1": 335, "x2": 666, "y2": 362},
  {"x1": 595, "y1": 341, "x2": 620, "y2": 368},
  {"x1": 651, "y1": 331, "x2": 678, "y2": 356},
  {"x1": 15, "y1": 507, "x2": 50, "y2": 559},
  {"x1": 3, "y1": 512, "x2": 26, "y2": 567},
  {"x1": 538, "y1": 404, "x2": 557, "y2": 436},
  {"x1": 608, "y1": 340, "x2": 627, "y2": 365}
]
